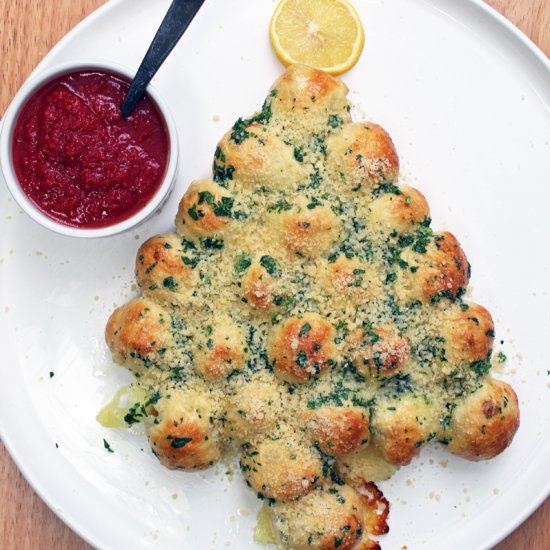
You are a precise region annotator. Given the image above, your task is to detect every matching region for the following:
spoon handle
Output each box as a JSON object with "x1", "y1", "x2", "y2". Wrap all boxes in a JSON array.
[{"x1": 121, "y1": 0, "x2": 205, "y2": 118}]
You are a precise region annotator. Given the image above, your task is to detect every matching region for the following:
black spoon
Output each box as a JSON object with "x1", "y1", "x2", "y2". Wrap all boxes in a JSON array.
[{"x1": 121, "y1": 0, "x2": 206, "y2": 118}]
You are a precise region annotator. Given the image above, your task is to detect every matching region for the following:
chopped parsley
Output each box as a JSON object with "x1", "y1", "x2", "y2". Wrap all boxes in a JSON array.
[
  {"x1": 380, "y1": 373, "x2": 414, "y2": 396},
  {"x1": 169, "y1": 436, "x2": 193, "y2": 449},
  {"x1": 470, "y1": 359, "x2": 491, "y2": 377},
  {"x1": 296, "y1": 350, "x2": 308, "y2": 369},
  {"x1": 328, "y1": 114, "x2": 343, "y2": 128},
  {"x1": 299, "y1": 322, "x2": 312, "y2": 337},
  {"x1": 212, "y1": 160, "x2": 235, "y2": 186},
  {"x1": 230, "y1": 118, "x2": 250, "y2": 144},
  {"x1": 163, "y1": 276, "x2": 178, "y2": 291},
  {"x1": 267, "y1": 199, "x2": 292, "y2": 213},
  {"x1": 235, "y1": 252, "x2": 252, "y2": 273},
  {"x1": 412, "y1": 226, "x2": 434, "y2": 254},
  {"x1": 124, "y1": 402, "x2": 148, "y2": 425},
  {"x1": 372, "y1": 182, "x2": 402, "y2": 197},
  {"x1": 307, "y1": 196, "x2": 323, "y2": 209},
  {"x1": 201, "y1": 237, "x2": 224, "y2": 250},
  {"x1": 294, "y1": 147, "x2": 304, "y2": 162},
  {"x1": 213, "y1": 196, "x2": 234, "y2": 217},
  {"x1": 197, "y1": 190, "x2": 215, "y2": 206},
  {"x1": 229, "y1": 99, "x2": 273, "y2": 144},
  {"x1": 182, "y1": 255, "x2": 199, "y2": 269},
  {"x1": 309, "y1": 170, "x2": 322, "y2": 189},
  {"x1": 260, "y1": 255, "x2": 281, "y2": 277},
  {"x1": 187, "y1": 204, "x2": 202, "y2": 221}
]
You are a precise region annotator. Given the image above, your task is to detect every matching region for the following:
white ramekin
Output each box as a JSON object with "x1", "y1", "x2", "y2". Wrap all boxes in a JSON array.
[{"x1": 0, "y1": 60, "x2": 178, "y2": 238}]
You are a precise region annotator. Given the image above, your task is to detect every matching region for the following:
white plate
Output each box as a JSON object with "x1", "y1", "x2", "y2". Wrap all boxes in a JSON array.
[{"x1": 1, "y1": 0, "x2": 549, "y2": 549}]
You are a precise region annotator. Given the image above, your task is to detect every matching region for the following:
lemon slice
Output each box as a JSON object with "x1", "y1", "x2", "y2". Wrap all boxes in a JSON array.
[{"x1": 269, "y1": 0, "x2": 365, "y2": 75}]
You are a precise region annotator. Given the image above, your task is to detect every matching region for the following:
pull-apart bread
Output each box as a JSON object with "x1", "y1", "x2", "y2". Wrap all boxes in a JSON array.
[{"x1": 105, "y1": 64, "x2": 519, "y2": 550}]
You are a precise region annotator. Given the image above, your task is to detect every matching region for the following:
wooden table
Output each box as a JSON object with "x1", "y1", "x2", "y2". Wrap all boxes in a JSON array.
[{"x1": 1, "y1": 0, "x2": 549, "y2": 548}]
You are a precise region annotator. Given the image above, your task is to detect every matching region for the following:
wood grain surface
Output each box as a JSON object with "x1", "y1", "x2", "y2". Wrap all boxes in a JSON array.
[{"x1": 1, "y1": 1, "x2": 549, "y2": 549}]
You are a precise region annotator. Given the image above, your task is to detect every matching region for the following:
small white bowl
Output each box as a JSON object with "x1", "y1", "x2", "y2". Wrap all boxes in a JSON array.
[{"x1": 0, "y1": 60, "x2": 178, "y2": 238}]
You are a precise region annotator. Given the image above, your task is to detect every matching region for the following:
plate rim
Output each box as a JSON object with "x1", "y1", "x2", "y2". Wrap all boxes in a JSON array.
[{"x1": 1, "y1": 0, "x2": 549, "y2": 549}]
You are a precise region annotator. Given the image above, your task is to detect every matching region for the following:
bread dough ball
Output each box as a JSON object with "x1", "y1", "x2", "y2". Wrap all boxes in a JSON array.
[
  {"x1": 241, "y1": 261, "x2": 278, "y2": 311},
  {"x1": 105, "y1": 297, "x2": 172, "y2": 377},
  {"x1": 397, "y1": 231, "x2": 470, "y2": 303},
  {"x1": 268, "y1": 313, "x2": 337, "y2": 383},
  {"x1": 194, "y1": 319, "x2": 247, "y2": 381},
  {"x1": 325, "y1": 255, "x2": 381, "y2": 305},
  {"x1": 223, "y1": 379, "x2": 283, "y2": 443},
  {"x1": 135, "y1": 232, "x2": 196, "y2": 305},
  {"x1": 368, "y1": 185, "x2": 430, "y2": 232},
  {"x1": 326, "y1": 122, "x2": 399, "y2": 191},
  {"x1": 348, "y1": 326, "x2": 411, "y2": 378},
  {"x1": 146, "y1": 388, "x2": 220, "y2": 470},
  {"x1": 215, "y1": 124, "x2": 306, "y2": 191},
  {"x1": 271, "y1": 484, "x2": 375, "y2": 550},
  {"x1": 240, "y1": 436, "x2": 323, "y2": 501},
  {"x1": 269, "y1": 64, "x2": 351, "y2": 138},
  {"x1": 280, "y1": 199, "x2": 341, "y2": 257},
  {"x1": 439, "y1": 303, "x2": 495, "y2": 364},
  {"x1": 175, "y1": 178, "x2": 233, "y2": 237},
  {"x1": 372, "y1": 394, "x2": 439, "y2": 465},
  {"x1": 445, "y1": 377, "x2": 520, "y2": 460},
  {"x1": 302, "y1": 406, "x2": 369, "y2": 456}
]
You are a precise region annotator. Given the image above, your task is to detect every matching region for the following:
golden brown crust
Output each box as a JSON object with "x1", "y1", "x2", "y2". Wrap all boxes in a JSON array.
[
  {"x1": 240, "y1": 437, "x2": 323, "y2": 501},
  {"x1": 326, "y1": 122, "x2": 399, "y2": 191},
  {"x1": 146, "y1": 390, "x2": 220, "y2": 470},
  {"x1": 175, "y1": 178, "x2": 232, "y2": 237},
  {"x1": 271, "y1": 64, "x2": 350, "y2": 111},
  {"x1": 423, "y1": 231, "x2": 469, "y2": 301},
  {"x1": 357, "y1": 481, "x2": 390, "y2": 537},
  {"x1": 302, "y1": 406, "x2": 369, "y2": 456},
  {"x1": 268, "y1": 313, "x2": 337, "y2": 383},
  {"x1": 446, "y1": 377, "x2": 520, "y2": 460},
  {"x1": 105, "y1": 297, "x2": 171, "y2": 376}
]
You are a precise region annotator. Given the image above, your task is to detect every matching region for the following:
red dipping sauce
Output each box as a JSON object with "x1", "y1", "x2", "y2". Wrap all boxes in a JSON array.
[{"x1": 12, "y1": 70, "x2": 169, "y2": 228}]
